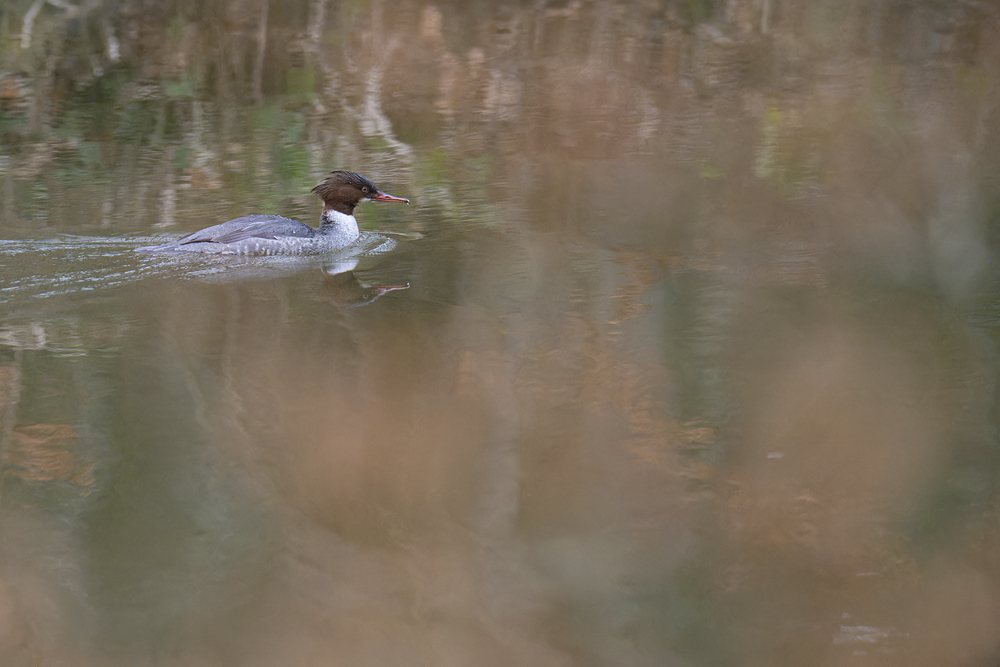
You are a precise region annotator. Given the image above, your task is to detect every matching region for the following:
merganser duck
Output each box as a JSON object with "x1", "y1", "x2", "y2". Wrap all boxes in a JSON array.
[{"x1": 137, "y1": 170, "x2": 408, "y2": 255}]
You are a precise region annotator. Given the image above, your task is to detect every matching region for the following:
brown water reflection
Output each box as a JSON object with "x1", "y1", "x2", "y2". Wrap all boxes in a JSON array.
[{"x1": 1, "y1": 0, "x2": 1000, "y2": 665}]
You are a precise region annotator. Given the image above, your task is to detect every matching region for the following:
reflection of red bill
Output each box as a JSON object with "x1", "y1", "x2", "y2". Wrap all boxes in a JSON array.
[
  {"x1": 373, "y1": 283, "x2": 410, "y2": 295},
  {"x1": 372, "y1": 191, "x2": 410, "y2": 204}
]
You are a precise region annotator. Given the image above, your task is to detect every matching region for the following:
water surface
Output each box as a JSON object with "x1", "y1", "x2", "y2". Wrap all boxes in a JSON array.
[{"x1": 2, "y1": 1, "x2": 1000, "y2": 665}]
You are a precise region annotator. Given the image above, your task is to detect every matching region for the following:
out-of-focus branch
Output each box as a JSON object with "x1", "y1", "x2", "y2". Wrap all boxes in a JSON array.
[
  {"x1": 306, "y1": 0, "x2": 328, "y2": 52},
  {"x1": 20, "y1": 0, "x2": 47, "y2": 49},
  {"x1": 252, "y1": 0, "x2": 269, "y2": 105},
  {"x1": 20, "y1": 0, "x2": 86, "y2": 49},
  {"x1": 104, "y1": 18, "x2": 120, "y2": 62}
]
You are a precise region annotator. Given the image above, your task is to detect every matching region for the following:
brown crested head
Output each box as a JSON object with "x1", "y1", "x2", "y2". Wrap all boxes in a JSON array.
[{"x1": 311, "y1": 170, "x2": 409, "y2": 215}]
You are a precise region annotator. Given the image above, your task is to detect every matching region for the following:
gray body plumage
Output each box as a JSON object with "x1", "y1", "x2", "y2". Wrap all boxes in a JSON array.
[{"x1": 137, "y1": 211, "x2": 360, "y2": 256}]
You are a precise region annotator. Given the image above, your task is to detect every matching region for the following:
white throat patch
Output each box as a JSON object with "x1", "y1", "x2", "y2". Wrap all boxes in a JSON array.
[
  {"x1": 320, "y1": 208, "x2": 361, "y2": 247},
  {"x1": 322, "y1": 209, "x2": 358, "y2": 228}
]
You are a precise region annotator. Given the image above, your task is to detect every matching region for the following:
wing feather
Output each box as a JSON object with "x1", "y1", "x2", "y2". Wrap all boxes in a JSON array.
[{"x1": 177, "y1": 216, "x2": 314, "y2": 245}]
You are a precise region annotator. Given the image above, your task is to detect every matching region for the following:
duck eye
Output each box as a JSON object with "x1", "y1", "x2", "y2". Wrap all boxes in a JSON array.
[{"x1": 362, "y1": 186, "x2": 369, "y2": 194}]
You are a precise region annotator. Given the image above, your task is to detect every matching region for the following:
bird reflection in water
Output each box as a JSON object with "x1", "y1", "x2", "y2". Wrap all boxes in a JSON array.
[{"x1": 319, "y1": 259, "x2": 408, "y2": 307}]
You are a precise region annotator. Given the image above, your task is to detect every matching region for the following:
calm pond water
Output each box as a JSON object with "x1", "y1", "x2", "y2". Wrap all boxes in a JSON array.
[{"x1": 2, "y1": 1, "x2": 1000, "y2": 665}]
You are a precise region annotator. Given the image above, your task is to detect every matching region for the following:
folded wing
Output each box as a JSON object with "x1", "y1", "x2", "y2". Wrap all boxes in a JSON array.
[{"x1": 176, "y1": 215, "x2": 315, "y2": 245}]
